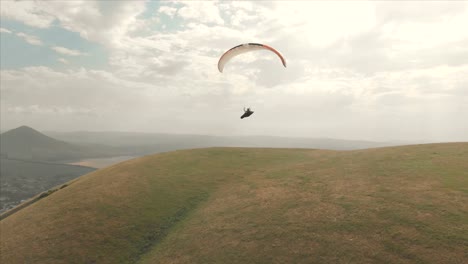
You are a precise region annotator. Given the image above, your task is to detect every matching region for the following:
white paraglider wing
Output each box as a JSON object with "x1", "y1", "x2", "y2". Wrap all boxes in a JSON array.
[{"x1": 218, "y1": 43, "x2": 286, "y2": 73}]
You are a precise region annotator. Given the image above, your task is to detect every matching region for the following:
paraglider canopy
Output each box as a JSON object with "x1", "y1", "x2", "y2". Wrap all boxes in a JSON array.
[{"x1": 218, "y1": 43, "x2": 286, "y2": 73}]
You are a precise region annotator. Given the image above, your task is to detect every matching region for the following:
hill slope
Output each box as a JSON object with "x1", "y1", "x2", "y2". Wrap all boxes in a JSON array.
[{"x1": 1, "y1": 143, "x2": 467, "y2": 264}]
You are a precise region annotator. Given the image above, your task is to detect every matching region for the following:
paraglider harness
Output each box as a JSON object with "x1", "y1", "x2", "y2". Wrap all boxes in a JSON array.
[{"x1": 241, "y1": 107, "x2": 254, "y2": 119}]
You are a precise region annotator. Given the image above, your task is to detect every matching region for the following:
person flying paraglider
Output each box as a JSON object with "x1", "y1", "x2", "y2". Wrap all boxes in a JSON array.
[
  {"x1": 241, "y1": 107, "x2": 254, "y2": 119},
  {"x1": 218, "y1": 43, "x2": 286, "y2": 120}
]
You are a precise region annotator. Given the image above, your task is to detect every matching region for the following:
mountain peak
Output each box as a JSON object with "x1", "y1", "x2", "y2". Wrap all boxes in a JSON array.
[
  {"x1": 7, "y1": 125, "x2": 40, "y2": 133},
  {"x1": 2, "y1": 125, "x2": 48, "y2": 138},
  {"x1": 16, "y1": 125, "x2": 35, "y2": 130},
  {"x1": 0, "y1": 126, "x2": 73, "y2": 161}
]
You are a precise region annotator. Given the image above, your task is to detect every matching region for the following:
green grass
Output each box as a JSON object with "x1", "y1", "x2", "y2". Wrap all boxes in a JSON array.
[{"x1": 1, "y1": 144, "x2": 467, "y2": 264}]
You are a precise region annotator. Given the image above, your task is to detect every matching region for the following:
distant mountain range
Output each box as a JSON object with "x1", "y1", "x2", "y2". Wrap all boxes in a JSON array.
[
  {"x1": 2, "y1": 125, "x2": 411, "y2": 163},
  {"x1": 46, "y1": 130, "x2": 402, "y2": 154}
]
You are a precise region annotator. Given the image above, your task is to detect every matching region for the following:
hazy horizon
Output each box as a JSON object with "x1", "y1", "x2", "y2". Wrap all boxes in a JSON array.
[
  {"x1": 2, "y1": 1, "x2": 467, "y2": 143},
  {"x1": 1, "y1": 124, "x2": 440, "y2": 145}
]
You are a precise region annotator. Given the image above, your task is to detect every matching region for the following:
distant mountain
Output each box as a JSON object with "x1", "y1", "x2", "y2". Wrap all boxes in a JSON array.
[
  {"x1": 46, "y1": 131, "x2": 401, "y2": 153},
  {"x1": 0, "y1": 126, "x2": 102, "y2": 215},
  {"x1": 0, "y1": 126, "x2": 119, "y2": 162}
]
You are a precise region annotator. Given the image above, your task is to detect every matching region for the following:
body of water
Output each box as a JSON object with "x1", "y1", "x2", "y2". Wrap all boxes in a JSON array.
[{"x1": 68, "y1": 156, "x2": 138, "y2": 169}]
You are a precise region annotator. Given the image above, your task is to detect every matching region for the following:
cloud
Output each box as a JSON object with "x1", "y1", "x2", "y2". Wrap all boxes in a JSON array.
[
  {"x1": 158, "y1": 6, "x2": 177, "y2": 18},
  {"x1": 1, "y1": 67, "x2": 152, "y2": 129},
  {"x1": 0, "y1": 1, "x2": 56, "y2": 28},
  {"x1": 15, "y1": 32, "x2": 43, "y2": 45},
  {"x1": 176, "y1": 1, "x2": 224, "y2": 25},
  {"x1": 379, "y1": 9, "x2": 468, "y2": 49},
  {"x1": 58, "y1": 58, "x2": 69, "y2": 64},
  {"x1": 1, "y1": 1, "x2": 146, "y2": 47},
  {"x1": 52, "y1": 46, "x2": 88, "y2": 56},
  {"x1": 252, "y1": 1, "x2": 376, "y2": 47},
  {"x1": 6, "y1": 105, "x2": 97, "y2": 116},
  {"x1": 0, "y1": 27, "x2": 12, "y2": 34},
  {"x1": 375, "y1": 1, "x2": 467, "y2": 24}
]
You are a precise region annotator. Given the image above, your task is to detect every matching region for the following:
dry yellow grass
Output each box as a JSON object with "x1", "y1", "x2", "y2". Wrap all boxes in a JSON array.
[{"x1": 1, "y1": 144, "x2": 467, "y2": 264}]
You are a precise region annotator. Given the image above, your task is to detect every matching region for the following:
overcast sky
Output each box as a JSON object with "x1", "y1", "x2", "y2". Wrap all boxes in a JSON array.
[{"x1": 1, "y1": 1, "x2": 467, "y2": 142}]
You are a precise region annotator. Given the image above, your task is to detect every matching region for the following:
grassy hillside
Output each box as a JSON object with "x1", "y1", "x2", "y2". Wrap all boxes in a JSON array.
[{"x1": 1, "y1": 143, "x2": 467, "y2": 264}]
